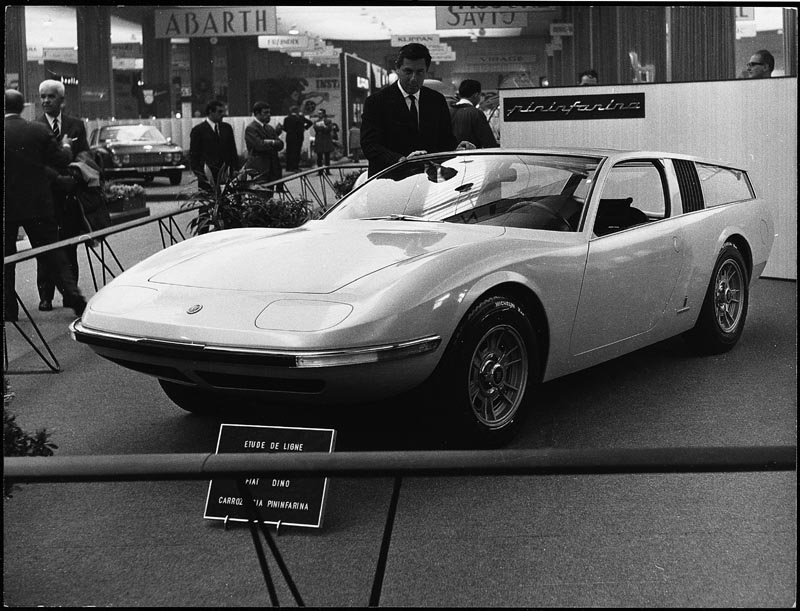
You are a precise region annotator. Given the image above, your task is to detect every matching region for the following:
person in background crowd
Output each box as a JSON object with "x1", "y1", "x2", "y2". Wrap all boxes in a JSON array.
[
  {"x1": 189, "y1": 99, "x2": 239, "y2": 191},
  {"x1": 36, "y1": 79, "x2": 89, "y2": 312},
  {"x1": 348, "y1": 121, "x2": 362, "y2": 162},
  {"x1": 450, "y1": 79, "x2": 499, "y2": 149},
  {"x1": 244, "y1": 101, "x2": 284, "y2": 196},
  {"x1": 282, "y1": 105, "x2": 313, "y2": 172},
  {"x1": 4, "y1": 89, "x2": 87, "y2": 322},
  {"x1": 746, "y1": 50, "x2": 774, "y2": 79},
  {"x1": 360, "y1": 43, "x2": 473, "y2": 177},
  {"x1": 578, "y1": 69, "x2": 599, "y2": 85},
  {"x1": 313, "y1": 109, "x2": 336, "y2": 174}
]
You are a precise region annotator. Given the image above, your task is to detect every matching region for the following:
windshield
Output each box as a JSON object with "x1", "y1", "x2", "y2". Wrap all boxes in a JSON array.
[
  {"x1": 325, "y1": 153, "x2": 602, "y2": 232},
  {"x1": 98, "y1": 125, "x2": 167, "y2": 143}
]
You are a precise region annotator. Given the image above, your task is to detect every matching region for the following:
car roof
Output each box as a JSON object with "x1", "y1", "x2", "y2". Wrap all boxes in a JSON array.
[{"x1": 434, "y1": 147, "x2": 740, "y2": 169}]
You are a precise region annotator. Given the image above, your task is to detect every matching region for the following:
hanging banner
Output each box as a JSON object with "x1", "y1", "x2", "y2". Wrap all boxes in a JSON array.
[
  {"x1": 258, "y1": 35, "x2": 311, "y2": 50},
  {"x1": 435, "y1": 6, "x2": 528, "y2": 29},
  {"x1": 391, "y1": 34, "x2": 441, "y2": 47},
  {"x1": 155, "y1": 6, "x2": 277, "y2": 38}
]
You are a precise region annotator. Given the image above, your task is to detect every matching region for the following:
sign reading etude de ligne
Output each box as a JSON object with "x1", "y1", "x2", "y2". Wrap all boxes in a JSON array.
[{"x1": 204, "y1": 424, "x2": 337, "y2": 528}]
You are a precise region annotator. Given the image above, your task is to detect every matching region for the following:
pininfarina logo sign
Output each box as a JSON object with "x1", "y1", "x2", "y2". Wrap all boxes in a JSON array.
[{"x1": 504, "y1": 93, "x2": 645, "y2": 121}]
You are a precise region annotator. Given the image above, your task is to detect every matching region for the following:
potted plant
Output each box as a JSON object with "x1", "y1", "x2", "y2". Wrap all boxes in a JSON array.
[
  {"x1": 103, "y1": 182, "x2": 146, "y2": 213},
  {"x1": 182, "y1": 165, "x2": 312, "y2": 235}
]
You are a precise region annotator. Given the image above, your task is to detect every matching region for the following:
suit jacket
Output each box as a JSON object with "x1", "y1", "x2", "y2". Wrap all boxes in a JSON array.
[
  {"x1": 36, "y1": 113, "x2": 89, "y2": 159},
  {"x1": 244, "y1": 119, "x2": 283, "y2": 182},
  {"x1": 450, "y1": 103, "x2": 499, "y2": 149},
  {"x1": 189, "y1": 120, "x2": 240, "y2": 186},
  {"x1": 5, "y1": 115, "x2": 72, "y2": 221},
  {"x1": 282, "y1": 113, "x2": 313, "y2": 143},
  {"x1": 361, "y1": 83, "x2": 457, "y2": 176}
]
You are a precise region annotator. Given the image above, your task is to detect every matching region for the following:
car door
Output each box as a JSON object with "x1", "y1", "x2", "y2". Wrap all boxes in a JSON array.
[{"x1": 570, "y1": 158, "x2": 684, "y2": 355}]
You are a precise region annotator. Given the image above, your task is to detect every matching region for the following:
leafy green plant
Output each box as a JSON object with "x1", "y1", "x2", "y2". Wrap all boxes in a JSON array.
[
  {"x1": 4, "y1": 376, "x2": 58, "y2": 499},
  {"x1": 182, "y1": 164, "x2": 312, "y2": 235},
  {"x1": 332, "y1": 170, "x2": 363, "y2": 199}
]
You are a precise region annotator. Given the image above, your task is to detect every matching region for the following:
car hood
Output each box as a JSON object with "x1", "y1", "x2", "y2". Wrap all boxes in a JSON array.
[{"x1": 148, "y1": 220, "x2": 505, "y2": 294}]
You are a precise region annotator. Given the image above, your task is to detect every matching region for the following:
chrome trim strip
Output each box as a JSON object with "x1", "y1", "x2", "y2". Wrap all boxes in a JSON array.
[{"x1": 70, "y1": 320, "x2": 441, "y2": 368}]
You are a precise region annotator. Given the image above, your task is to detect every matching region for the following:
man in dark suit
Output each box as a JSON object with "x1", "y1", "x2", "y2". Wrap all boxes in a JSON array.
[
  {"x1": 4, "y1": 89, "x2": 86, "y2": 322},
  {"x1": 244, "y1": 101, "x2": 284, "y2": 197},
  {"x1": 36, "y1": 79, "x2": 90, "y2": 312},
  {"x1": 189, "y1": 99, "x2": 240, "y2": 191},
  {"x1": 282, "y1": 105, "x2": 312, "y2": 172},
  {"x1": 361, "y1": 43, "x2": 473, "y2": 177}
]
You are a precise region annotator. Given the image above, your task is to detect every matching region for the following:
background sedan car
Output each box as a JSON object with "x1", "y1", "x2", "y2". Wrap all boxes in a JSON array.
[
  {"x1": 71, "y1": 149, "x2": 774, "y2": 446},
  {"x1": 90, "y1": 124, "x2": 185, "y2": 185}
]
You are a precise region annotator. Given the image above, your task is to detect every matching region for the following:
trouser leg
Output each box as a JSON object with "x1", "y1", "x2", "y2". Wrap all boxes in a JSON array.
[
  {"x1": 4, "y1": 221, "x2": 21, "y2": 321},
  {"x1": 24, "y1": 218, "x2": 85, "y2": 314}
]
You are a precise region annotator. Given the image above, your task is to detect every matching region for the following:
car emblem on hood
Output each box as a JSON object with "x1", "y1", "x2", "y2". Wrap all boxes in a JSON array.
[{"x1": 186, "y1": 304, "x2": 203, "y2": 314}]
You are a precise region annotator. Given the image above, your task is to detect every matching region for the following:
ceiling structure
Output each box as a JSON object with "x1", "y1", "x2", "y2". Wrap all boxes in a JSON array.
[
  {"x1": 23, "y1": 5, "x2": 787, "y2": 49},
  {"x1": 24, "y1": 4, "x2": 551, "y2": 48}
]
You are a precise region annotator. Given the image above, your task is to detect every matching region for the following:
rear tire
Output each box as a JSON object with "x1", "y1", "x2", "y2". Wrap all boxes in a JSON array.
[
  {"x1": 433, "y1": 294, "x2": 538, "y2": 447},
  {"x1": 159, "y1": 379, "x2": 222, "y2": 416},
  {"x1": 168, "y1": 170, "x2": 182, "y2": 186},
  {"x1": 683, "y1": 242, "x2": 749, "y2": 354}
]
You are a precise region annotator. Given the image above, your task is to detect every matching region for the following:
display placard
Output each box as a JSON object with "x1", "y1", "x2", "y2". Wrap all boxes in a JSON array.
[
  {"x1": 204, "y1": 424, "x2": 336, "y2": 528},
  {"x1": 504, "y1": 93, "x2": 646, "y2": 122}
]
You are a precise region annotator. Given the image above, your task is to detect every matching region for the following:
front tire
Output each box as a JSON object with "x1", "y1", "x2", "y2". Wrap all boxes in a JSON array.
[
  {"x1": 683, "y1": 242, "x2": 749, "y2": 354},
  {"x1": 168, "y1": 170, "x2": 182, "y2": 186},
  {"x1": 434, "y1": 295, "x2": 538, "y2": 447}
]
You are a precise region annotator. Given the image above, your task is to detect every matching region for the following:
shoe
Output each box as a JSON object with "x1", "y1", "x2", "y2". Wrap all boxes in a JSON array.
[
  {"x1": 38, "y1": 300, "x2": 53, "y2": 311},
  {"x1": 63, "y1": 295, "x2": 87, "y2": 317}
]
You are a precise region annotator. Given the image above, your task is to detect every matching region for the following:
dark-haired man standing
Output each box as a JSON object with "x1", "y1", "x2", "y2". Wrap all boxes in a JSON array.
[
  {"x1": 189, "y1": 100, "x2": 239, "y2": 190},
  {"x1": 361, "y1": 43, "x2": 473, "y2": 177},
  {"x1": 451, "y1": 79, "x2": 499, "y2": 149}
]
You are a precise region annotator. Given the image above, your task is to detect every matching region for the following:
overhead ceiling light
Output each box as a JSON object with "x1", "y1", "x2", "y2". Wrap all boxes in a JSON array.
[{"x1": 288, "y1": 25, "x2": 299, "y2": 35}]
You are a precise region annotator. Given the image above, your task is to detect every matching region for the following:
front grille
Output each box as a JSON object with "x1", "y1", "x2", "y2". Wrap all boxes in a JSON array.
[
  {"x1": 128, "y1": 152, "x2": 169, "y2": 165},
  {"x1": 196, "y1": 371, "x2": 325, "y2": 394}
]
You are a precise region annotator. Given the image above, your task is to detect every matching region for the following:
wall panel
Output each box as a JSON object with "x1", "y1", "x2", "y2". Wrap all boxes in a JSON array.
[{"x1": 499, "y1": 78, "x2": 797, "y2": 279}]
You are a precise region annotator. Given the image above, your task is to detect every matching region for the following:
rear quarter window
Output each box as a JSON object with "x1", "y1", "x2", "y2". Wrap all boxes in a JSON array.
[{"x1": 696, "y1": 163, "x2": 754, "y2": 207}]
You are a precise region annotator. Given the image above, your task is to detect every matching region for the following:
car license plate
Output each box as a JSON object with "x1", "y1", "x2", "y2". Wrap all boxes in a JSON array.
[{"x1": 141, "y1": 166, "x2": 160, "y2": 172}]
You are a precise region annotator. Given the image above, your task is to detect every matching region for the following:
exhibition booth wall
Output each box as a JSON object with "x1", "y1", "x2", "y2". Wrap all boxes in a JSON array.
[{"x1": 499, "y1": 77, "x2": 797, "y2": 280}]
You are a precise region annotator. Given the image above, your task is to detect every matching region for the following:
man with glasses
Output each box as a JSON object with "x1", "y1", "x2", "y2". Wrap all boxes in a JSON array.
[{"x1": 746, "y1": 50, "x2": 775, "y2": 79}]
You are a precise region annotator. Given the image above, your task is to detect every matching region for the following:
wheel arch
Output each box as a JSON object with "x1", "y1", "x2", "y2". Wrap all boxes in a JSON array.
[
  {"x1": 460, "y1": 280, "x2": 550, "y2": 383},
  {"x1": 720, "y1": 233, "x2": 753, "y2": 283}
]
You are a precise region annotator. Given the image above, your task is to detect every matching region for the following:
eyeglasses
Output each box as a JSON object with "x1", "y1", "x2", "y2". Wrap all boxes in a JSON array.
[{"x1": 747, "y1": 62, "x2": 765, "y2": 68}]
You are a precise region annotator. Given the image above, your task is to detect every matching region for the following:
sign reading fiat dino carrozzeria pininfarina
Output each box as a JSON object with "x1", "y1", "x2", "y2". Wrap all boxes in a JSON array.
[{"x1": 504, "y1": 93, "x2": 645, "y2": 121}]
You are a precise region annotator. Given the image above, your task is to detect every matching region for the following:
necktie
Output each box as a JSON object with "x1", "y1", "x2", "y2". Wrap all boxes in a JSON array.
[
  {"x1": 408, "y1": 95, "x2": 418, "y2": 129},
  {"x1": 52, "y1": 118, "x2": 60, "y2": 138},
  {"x1": 214, "y1": 123, "x2": 220, "y2": 138}
]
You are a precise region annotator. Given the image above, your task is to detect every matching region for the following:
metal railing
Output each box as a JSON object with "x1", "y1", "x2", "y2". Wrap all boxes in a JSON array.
[
  {"x1": 5, "y1": 446, "x2": 795, "y2": 607},
  {"x1": 3, "y1": 163, "x2": 367, "y2": 373}
]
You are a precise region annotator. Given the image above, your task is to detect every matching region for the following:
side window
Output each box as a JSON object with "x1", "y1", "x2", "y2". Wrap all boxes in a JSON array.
[
  {"x1": 696, "y1": 162, "x2": 754, "y2": 207},
  {"x1": 594, "y1": 160, "x2": 667, "y2": 236},
  {"x1": 90, "y1": 129, "x2": 97, "y2": 146}
]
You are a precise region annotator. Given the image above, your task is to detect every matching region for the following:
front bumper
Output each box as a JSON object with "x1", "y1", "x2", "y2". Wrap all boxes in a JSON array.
[
  {"x1": 105, "y1": 164, "x2": 185, "y2": 176},
  {"x1": 70, "y1": 320, "x2": 441, "y2": 401}
]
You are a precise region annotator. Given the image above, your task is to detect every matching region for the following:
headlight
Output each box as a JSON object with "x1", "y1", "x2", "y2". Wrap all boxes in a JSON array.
[
  {"x1": 163, "y1": 153, "x2": 173, "y2": 163},
  {"x1": 122, "y1": 154, "x2": 130, "y2": 164},
  {"x1": 111, "y1": 154, "x2": 122, "y2": 167}
]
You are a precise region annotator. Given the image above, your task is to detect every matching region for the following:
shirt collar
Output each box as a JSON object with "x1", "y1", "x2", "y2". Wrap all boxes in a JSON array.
[
  {"x1": 456, "y1": 98, "x2": 474, "y2": 106},
  {"x1": 46, "y1": 112, "x2": 62, "y2": 127},
  {"x1": 206, "y1": 118, "x2": 219, "y2": 130},
  {"x1": 397, "y1": 82, "x2": 419, "y2": 102}
]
